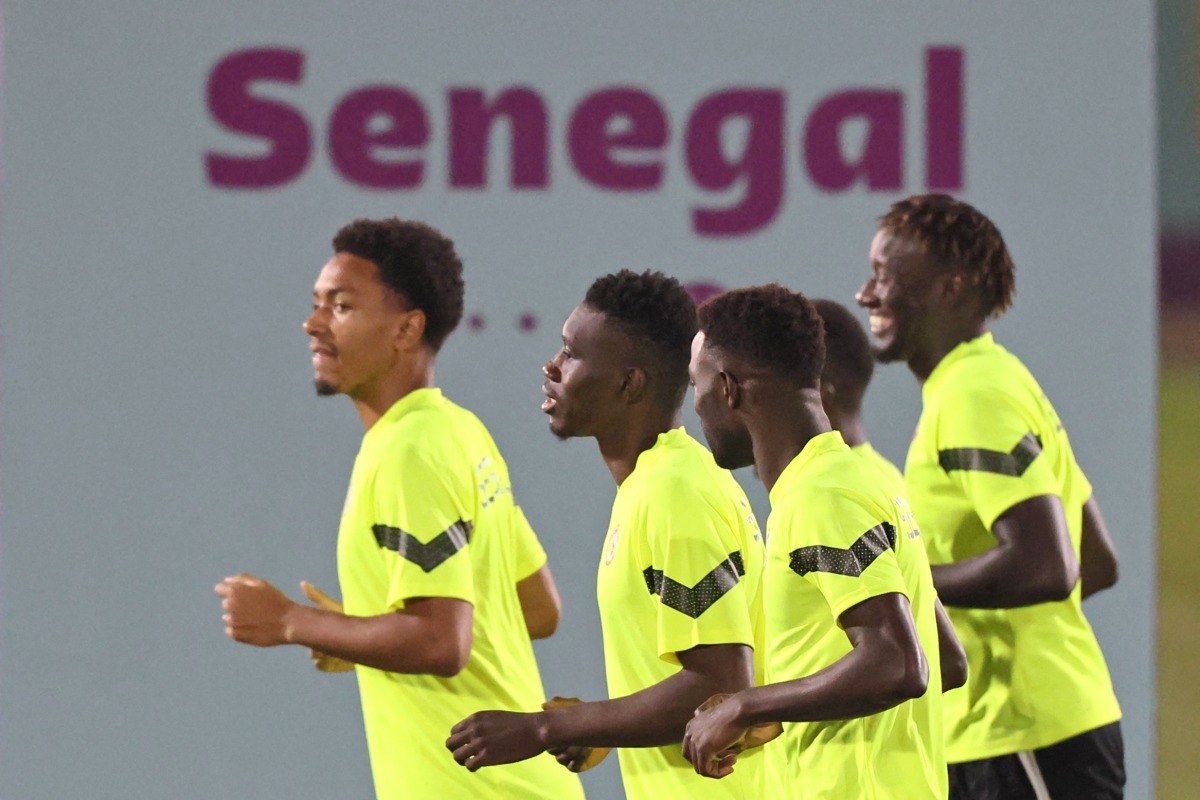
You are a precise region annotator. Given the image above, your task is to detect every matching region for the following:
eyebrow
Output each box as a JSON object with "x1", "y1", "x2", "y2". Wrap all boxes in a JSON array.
[{"x1": 313, "y1": 286, "x2": 351, "y2": 299}]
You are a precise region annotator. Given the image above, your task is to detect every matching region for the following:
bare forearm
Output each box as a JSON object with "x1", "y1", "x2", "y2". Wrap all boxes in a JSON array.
[
  {"x1": 731, "y1": 644, "x2": 925, "y2": 727},
  {"x1": 543, "y1": 667, "x2": 751, "y2": 749},
  {"x1": 286, "y1": 605, "x2": 466, "y2": 676},
  {"x1": 932, "y1": 545, "x2": 1073, "y2": 608}
]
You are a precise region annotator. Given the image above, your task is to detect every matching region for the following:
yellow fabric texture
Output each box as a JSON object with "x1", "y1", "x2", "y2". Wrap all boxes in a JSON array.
[
  {"x1": 337, "y1": 388, "x2": 584, "y2": 800},
  {"x1": 853, "y1": 441, "x2": 908, "y2": 494},
  {"x1": 905, "y1": 334, "x2": 1121, "y2": 761},
  {"x1": 596, "y1": 428, "x2": 765, "y2": 800},
  {"x1": 763, "y1": 431, "x2": 947, "y2": 799}
]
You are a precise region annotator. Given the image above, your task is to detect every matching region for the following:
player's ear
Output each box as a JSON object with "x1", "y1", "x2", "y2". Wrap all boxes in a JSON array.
[
  {"x1": 719, "y1": 370, "x2": 741, "y2": 410},
  {"x1": 819, "y1": 377, "x2": 836, "y2": 405},
  {"x1": 621, "y1": 366, "x2": 648, "y2": 403},
  {"x1": 396, "y1": 308, "x2": 427, "y2": 350}
]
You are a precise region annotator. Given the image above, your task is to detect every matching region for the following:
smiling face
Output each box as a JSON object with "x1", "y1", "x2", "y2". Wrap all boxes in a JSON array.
[
  {"x1": 302, "y1": 252, "x2": 412, "y2": 400},
  {"x1": 855, "y1": 228, "x2": 947, "y2": 367},
  {"x1": 689, "y1": 332, "x2": 753, "y2": 470},
  {"x1": 541, "y1": 304, "x2": 633, "y2": 441}
]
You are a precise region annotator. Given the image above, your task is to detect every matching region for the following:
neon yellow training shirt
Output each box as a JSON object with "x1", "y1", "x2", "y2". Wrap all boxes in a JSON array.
[
  {"x1": 596, "y1": 428, "x2": 765, "y2": 800},
  {"x1": 854, "y1": 441, "x2": 908, "y2": 494},
  {"x1": 904, "y1": 333, "x2": 1121, "y2": 762},
  {"x1": 337, "y1": 388, "x2": 584, "y2": 800},
  {"x1": 763, "y1": 431, "x2": 946, "y2": 799}
]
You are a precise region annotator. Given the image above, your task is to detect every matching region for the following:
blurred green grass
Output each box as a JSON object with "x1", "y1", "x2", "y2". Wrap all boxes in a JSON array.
[{"x1": 1157, "y1": 365, "x2": 1200, "y2": 799}]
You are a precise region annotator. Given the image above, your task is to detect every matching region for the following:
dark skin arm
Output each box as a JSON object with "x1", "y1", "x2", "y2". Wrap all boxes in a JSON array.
[
  {"x1": 516, "y1": 564, "x2": 562, "y2": 640},
  {"x1": 682, "y1": 593, "x2": 929, "y2": 778},
  {"x1": 216, "y1": 574, "x2": 473, "y2": 677},
  {"x1": 445, "y1": 643, "x2": 754, "y2": 770},
  {"x1": 1079, "y1": 494, "x2": 1119, "y2": 599},
  {"x1": 935, "y1": 598, "x2": 968, "y2": 691},
  {"x1": 930, "y1": 494, "x2": 1079, "y2": 608}
]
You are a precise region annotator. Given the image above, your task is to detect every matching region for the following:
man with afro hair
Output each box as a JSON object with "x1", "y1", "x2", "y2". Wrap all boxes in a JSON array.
[
  {"x1": 858, "y1": 194, "x2": 1123, "y2": 799},
  {"x1": 449, "y1": 269, "x2": 766, "y2": 800},
  {"x1": 683, "y1": 283, "x2": 956, "y2": 799},
  {"x1": 217, "y1": 218, "x2": 582, "y2": 800}
]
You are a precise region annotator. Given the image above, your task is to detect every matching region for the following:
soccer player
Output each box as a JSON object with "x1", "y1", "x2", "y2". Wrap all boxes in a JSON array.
[
  {"x1": 856, "y1": 193, "x2": 1123, "y2": 799},
  {"x1": 215, "y1": 218, "x2": 584, "y2": 800},
  {"x1": 816, "y1": 297, "x2": 969, "y2": 692},
  {"x1": 812, "y1": 297, "x2": 907, "y2": 489},
  {"x1": 446, "y1": 270, "x2": 765, "y2": 799},
  {"x1": 682, "y1": 284, "x2": 950, "y2": 799}
]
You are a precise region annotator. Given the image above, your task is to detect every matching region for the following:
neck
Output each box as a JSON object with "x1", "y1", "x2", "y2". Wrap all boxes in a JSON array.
[
  {"x1": 353, "y1": 353, "x2": 437, "y2": 430},
  {"x1": 827, "y1": 406, "x2": 867, "y2": 447},
  {"x1": 908, "y1": 320, "x2": 988, "y2": 383},
  {"x1": 746, "y1": 387, "x2": 832, "y2": 493},
  {"x1": 597, "y1": 406, "x2": 683, "y2": 486}
]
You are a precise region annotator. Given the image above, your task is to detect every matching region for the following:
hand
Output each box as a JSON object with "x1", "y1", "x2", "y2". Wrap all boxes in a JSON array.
[
  {"x1": 214, "y1": 574, "x2": 296, "y2": 647},
  {"x1": 301, "y1": 581, "x2": 354, "y2": 672},
  {"x1": 541, "y1": 696, "x2": 611, "y2": 772},
  {"x1": 301, "y1": 580, "x2": 343, "y2": 612},
  {"x1": 446, "y1": 710, "x2": 549, "y2": 771},
  {"x1": 682, "y1": 693, "x2": 752, "y2": 779},
  {"x1": 309, "y1": 648, "x2": 355, "y2": 673},
  {"x1": 547, "y1": 744, "x2": 597, "y2": 772}
]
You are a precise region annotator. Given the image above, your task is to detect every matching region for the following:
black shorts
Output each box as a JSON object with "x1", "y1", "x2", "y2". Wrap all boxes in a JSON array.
[{"x1": 947, "y1": 722, "x2": 1125, "y2": 800}]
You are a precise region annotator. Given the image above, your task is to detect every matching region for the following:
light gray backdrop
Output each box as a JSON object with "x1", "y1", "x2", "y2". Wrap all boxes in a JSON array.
[{"x1": 0, "y1": 3, "x2": 1156, "y2": 799}]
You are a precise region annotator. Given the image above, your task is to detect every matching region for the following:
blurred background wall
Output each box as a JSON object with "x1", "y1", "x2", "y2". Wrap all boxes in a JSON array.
[
  {"x1": 1157, "y1": 1, "x2": 1200, "y2": 798},
  {"x1": 0, "y1": 2, "x2": 1176, "y2": 798}
]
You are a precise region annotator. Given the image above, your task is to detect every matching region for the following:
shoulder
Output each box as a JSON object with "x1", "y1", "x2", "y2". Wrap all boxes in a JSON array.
[
  {"x1": 929, "y1": 358, "x2": 1039, "y2": 427},
  {"x1": 637, "y1": 443, "x2": 740, "y2": 504},
  {"x1": 782, "y1": 451, "x2": 890, "y2": 517},
  {"x1": 367, "y1": 406, "x2": 469, "y2": 481}
]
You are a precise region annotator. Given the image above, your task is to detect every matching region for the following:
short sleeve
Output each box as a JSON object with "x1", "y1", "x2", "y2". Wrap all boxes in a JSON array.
[
  {"x1": 934, "y1": 387, "x2": 1060, "y2": 529},
  {"x1": 642, "y1": 487, "x2": 755, "y2": 664},
  {"x1": 787, "y1": 489, "x2": 910, "y2": 624},
  {"x1": 511, "y1": 504, "x2": 548, "y2": 581},
  {"x1": 370, "y1": 445, "x2": 475, "y2": 610}
]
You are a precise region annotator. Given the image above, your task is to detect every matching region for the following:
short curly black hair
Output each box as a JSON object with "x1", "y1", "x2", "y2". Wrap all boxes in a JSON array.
[
  {"x1": 812, "y1": 298, "x2": 873, "y2": 410},
  {"x1": 584, "y1": 269, "x2": 697, "y2": 408},
  {"x1": 697, "y1": 284, "x2": 824, "y2": 388},
  {"x1": 332, "y1": 218, "x2": 465, "y2": 351},
  {"x1": 879, "y1": 194, "x2": 1015, "y2": 318}
]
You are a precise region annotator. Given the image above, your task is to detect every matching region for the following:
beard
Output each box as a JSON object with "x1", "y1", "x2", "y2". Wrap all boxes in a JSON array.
[
  {"x1": 314, "y1": 379, "x2": 339, "y2": 396},
  {"x1": 870, "y1": 332, "x2": 907, "y2": 364},
  {"x1": 705, "y1": 425, "x2": 755, "y2": 471}
]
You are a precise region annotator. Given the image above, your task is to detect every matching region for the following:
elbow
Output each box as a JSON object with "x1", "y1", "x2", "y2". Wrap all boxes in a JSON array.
[
  {"x1": 527, "y1": 612, "x2": 559, "y2": 641},
  {"x1": 878, "y1": 648, "x2": 930, "y2": 705},
  {"x1": 1022, "y1": 555, "x2": 1079, "y2": 605},
  {"x1": 942, "y1": 654, "x2": 968, "y2": 692},
  {"x1": 894, "y1": 664, "x2": 930, "y2": 702},
  {"x1": 1099, "y1": 559, "x2": 1119, "y2": 591},
  {"x1": 526, "y1": 601, "x2": 561, "y2": 640},
  {"x1": 1035, "y1": 565, "x2": 1079, "y2": 604},
  {"x1": 429, "y1": 649, "x2": 470, "y2": 678},
  {"x1": 428, "y1": 631, "x2": 473, "y2": 678}
]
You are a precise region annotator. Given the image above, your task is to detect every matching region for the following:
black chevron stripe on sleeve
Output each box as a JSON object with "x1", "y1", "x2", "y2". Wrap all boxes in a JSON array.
[
  {"x1": 642, "y1": 551, "x2": 745, "y2": 619},
  {"x1": 938, "y1": 432, "x2": 1043, "y2": 477},
  {"x1": 372, "y1": 520, "x2": 472, "y2": 573},
  {"x1": 789, "y1": 522, "x2": 897, "y2": 578}
]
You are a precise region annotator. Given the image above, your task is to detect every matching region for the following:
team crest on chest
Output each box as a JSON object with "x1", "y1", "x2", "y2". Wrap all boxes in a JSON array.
[{"x1": 605, "y1": 525, "x2": 620, "y2": 565}]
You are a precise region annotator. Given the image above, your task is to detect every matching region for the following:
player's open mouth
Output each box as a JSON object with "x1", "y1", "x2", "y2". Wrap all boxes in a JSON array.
[
  {"x1": 541, "y1": 386, "x2": 558, "y2": 413},
  {"x1": 868, "y1": 313, "x2": 891, "y2": 337}
]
